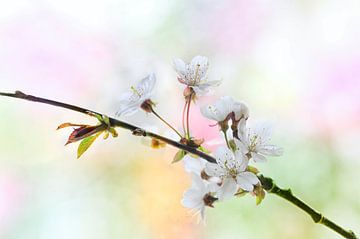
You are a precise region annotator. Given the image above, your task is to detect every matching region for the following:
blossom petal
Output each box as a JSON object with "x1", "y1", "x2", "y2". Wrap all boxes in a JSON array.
[
  {"x1": 251, "y1": 152, "x2": 267, "y2": 163},
  {"x1": 258, "y1": 145, "x2": 283, "y2": 156},
  {"x1": 235, "y1": 139, "x2": 249, "y2": 155},
  {"x1": 183, "y1": 155, "x2": 205, "y2": 175},
  {"x1": 217, "y1": 178, "x2": 238, "y2": 200},
  {"x1": 232, "y1": 101, "x2": 249, "y2": 121},
  {"x1": 205, "y1": 163, "x2": 226, "y2": 177},
  {"x1": 182, "y1": 191, "x2": 203, "y2": 208},
  {"x1": 236, "y1": 174, "x2": 255, "y2": 192},
  {"x1": 214, "y1": 147, "x2": 234, "y2": 168},
  {"x1": 240, "y1": 172, "x2": 259, "y2": 184},
  {"x1": 190, "y1": 55, "x2": 209, "y2": 80},
  {"x1": 234, "y1": 151, "x2": 249, "y2": 171},
  {"x1": 173, "y1": 58, "x2": 187, "y2": 77},
  {"x1": 137, "y1": 73, "x2": 156, "y2": 96}
]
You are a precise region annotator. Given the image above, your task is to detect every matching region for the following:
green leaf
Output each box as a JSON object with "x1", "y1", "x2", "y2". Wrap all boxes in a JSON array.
[
  {"x1": 256, "y1": 189, "x2": 266, "y2": 205},
  {"x1": 172, "y1": 150, "x2": 186, "y2": 163},
  {"x1": 77, "y1": 132, "x2": 101, "y2": 159},
  {"x1": 198, "y1": 146, "x2": 211, "y2": 154}
]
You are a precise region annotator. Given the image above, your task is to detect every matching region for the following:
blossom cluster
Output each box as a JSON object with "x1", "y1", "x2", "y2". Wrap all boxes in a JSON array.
[{"x1": 116, "y1": 56, "x2": 283, "y2": 221}]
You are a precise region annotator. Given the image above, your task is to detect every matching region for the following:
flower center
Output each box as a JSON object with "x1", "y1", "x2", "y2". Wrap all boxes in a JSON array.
[{"x1": 203, "y1": 193, "x2": 217, "y2": 207}]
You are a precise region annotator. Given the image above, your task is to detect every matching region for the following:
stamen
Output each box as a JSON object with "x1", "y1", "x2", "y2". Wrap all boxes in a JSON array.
[{"x1": 130, "y1": 86, "x2": 141, "y2": 97}]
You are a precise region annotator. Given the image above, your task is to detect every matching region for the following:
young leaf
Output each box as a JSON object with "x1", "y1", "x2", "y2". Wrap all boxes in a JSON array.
[
  {"x1": 198, "y1": 146, "x2": 211, "y2": 154},
  {"x1": 255, "y1": 188, "x2": 266, "y2": 205},
  {"x1": 247, "y1": 165, "x2": 259, "y2": 174},
  {"x1": 57, "y1": 122, "x2": 86, "y2": 130},
  {"x1": 172, "y1": 150, "x2": 186, "y2": 163},
  {"x1": 151, "y1": 138, "x2": 166, "y2": 149},
  {"x1": 77, "y1": 132, "x2": 102, "y2": 159}
]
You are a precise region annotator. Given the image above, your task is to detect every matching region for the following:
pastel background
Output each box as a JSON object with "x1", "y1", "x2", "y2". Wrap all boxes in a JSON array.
[{"x1": 0, "y1": 0, "x2": 359, "y2": 238}]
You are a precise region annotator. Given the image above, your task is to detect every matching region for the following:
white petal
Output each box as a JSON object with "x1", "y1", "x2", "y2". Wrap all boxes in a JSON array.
[
  {"x1": 191, "y1": 56, "x2": 209, "y2": 79},
  {"x1": 173, "y1": 58, "x2": 187, "y2": 77},
  {"x1": 205, "y1": 163, "x2": 226, "y2": 177},
  {"x1": 190, "y1": 173, "x2": 207, "y2": 192},
  {"x1": 138, "y1": 73, "x2": 156, "y2": 96},
  {"x1": 237, "y1": 118, "x2": 247, "y2": 138},
  {"x1": 206, "y1": 80, "x2": 222, "y2": 87},
  {"x1": 251, "y1": 152, "x2": 267, "y2": 163},
  {"x1": 214, "y1": 147, "x2": 234, "y2": 168},
  {"x1": 236, "y1": 174, "x2": 255, "y2": 192},
  {"x1": 217, "y1": 178, "x2": 238, "y2": 200},
  {"x1": 116, "y1": 104, "x2": 138, "y2": 117},
  {"x1": 183, "y1": 155, "x2": 204, "y2": 174},
  {"x1": 207, "y1": 181, "x2": 221, "y2": 192},
  {"x1": 258, "y1": 145, "x2": 283, "y2": 156},
  {"x1": 234, "y1": 151, "x2": 249, "y2": 171},
  {"x1": 232, "y1": 101, "x2": 249, "y2": 121},
  {"x1": 235, "y1": 139, "x2": 249, "y2": 156},
  {"x1": 200, "y1": 104, "x2": 227, "y2": 122},
  {"x1": 182, "y1": 194, "x2": 203, "y2": 209},
  {"x1": 240, "y1": 172, "x2": 259, "y2": 184},
  {"x1": 193, "y1": 81, "x2": 221, "y2": 96},
  {"x1": 253, "y1": 122, "x2": 272, "y2": 144}
]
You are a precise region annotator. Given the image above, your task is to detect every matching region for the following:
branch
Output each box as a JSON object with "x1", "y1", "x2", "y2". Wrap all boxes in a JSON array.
[
  {"x1": 0, "y1": 91, "x2": 216, "y2": 163},
  {"x1": 0, "y1": 90, "x2": 357, "y2": 239},
  {"x1": 259, "y1": 175, "x2": 358, "y2": 239}
]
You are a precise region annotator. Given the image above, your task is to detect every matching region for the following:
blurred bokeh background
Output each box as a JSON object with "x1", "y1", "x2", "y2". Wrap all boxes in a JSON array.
[{"x1": 0, "y1": 0, "x2": 359, "y2": 238}]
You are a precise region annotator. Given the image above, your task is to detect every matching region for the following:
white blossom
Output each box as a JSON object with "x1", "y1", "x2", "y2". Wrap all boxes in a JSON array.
[
  {"x1": 236, "y1": 123, "x2": 283, "y2": 163},
  {"x1": 205, "y1": 147, "x2": 259, "y2": 200},
  {"x1": 200, "y1": 96, "x2": 249, "y2": 123},
  {"x1": 173, "y1": 56, "x2": 221, "y2": 95},
  {"x1": 116, "y1": 73, "x2": 156, "y2": 116},
  {"x1": 181, "y1": 173, "x2": 218, "y2": 221}
]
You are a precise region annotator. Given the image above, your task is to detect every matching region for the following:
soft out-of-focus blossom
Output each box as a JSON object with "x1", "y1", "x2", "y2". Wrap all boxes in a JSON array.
[
  {"x1": 116, "y1": 73, "x2": 156, "y2": 116},
  {"x1": 181, "y1": 173, "x2": 218, "y2": 221},
  {"x1": 201, "y1": 96, "x2": 249, "y2": 123},
  {"x1": 201, "y1": 96, "x2": 249, "y2": 137},
  {"x1": 173, "y1": 56, "x2": 221, "y2": 96},
  {"x1": 236, "y1": 123, "x2": 283, "y2": 163}
]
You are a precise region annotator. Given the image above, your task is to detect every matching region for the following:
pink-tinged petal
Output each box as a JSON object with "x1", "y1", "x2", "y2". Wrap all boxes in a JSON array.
[
  {"x1": 217, "y1": 178, "x2": 238, "y2": 200},
  {"x1": 236, "y1": 174, "x2": 255, "y2": 192},
  {"x1": 251, "y1": 152, "x2": 267, "y2": 163},
  {"x1": 258, "y1": 145, "x2": 283, "y2": 156}
]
